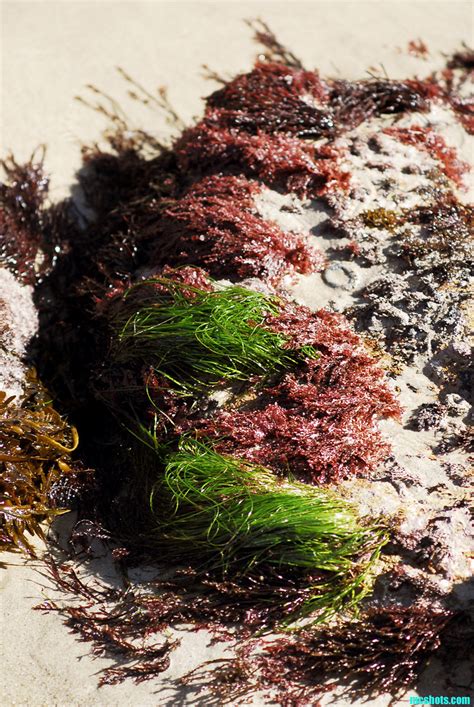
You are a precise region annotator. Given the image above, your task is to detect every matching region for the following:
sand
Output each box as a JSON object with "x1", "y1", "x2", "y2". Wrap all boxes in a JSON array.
[{"x1": 1, "y1": 2, "x2": 473, "y2": 706}]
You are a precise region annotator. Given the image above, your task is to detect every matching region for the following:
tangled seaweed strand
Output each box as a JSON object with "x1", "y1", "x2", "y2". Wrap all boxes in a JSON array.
[
  {"x1": 0, "y1": 378, "x2": 90, "y2": 554},
  {"x1": 182, "y1": 605, "x2": 465, "y2": 705},
  {"x1": 38, "y1": 556, "x2": 470, "y2": 701},
  {"x1": 37, "y1": 559, "x2": 179, "y2": 686},
  {"x1": 146, "y1": 438, "x2": 386, "y2": 623}
]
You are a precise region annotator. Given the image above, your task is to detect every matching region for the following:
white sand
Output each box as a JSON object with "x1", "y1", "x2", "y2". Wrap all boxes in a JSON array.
[{"x1": 1, "y1": 2, "x2": 472, "y2": 705}]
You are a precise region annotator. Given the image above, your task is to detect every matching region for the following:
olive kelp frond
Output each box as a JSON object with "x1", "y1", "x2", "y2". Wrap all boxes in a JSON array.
[{"x1": 0, "y1": 382, "x2": 86, "y2": 555}]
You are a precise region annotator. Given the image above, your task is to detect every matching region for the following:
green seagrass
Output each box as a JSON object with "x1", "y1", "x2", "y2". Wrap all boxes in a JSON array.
[
  {"x1": 110, "y1": 277, "x2": 316, "y2": 395},
  {"x1": 147, "y1": 437, "x2": 387, "y2": 624}
]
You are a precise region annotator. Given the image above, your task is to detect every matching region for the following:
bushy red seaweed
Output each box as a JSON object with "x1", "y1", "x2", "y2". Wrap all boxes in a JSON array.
[
  {"x1": 148, "y1": 174, "x2": 324, "y2": 283},
  {"x1": 174, "y1": 118, "x2": 350, "y2": 198},
  {"x1": 196, "y1": 306, "x2": 400, "y2": 483},
  {"x1": 328, "y1": 78, "x2": 429, "y2": 130},
  {"x1": 0, "y1": 154, "x2": 71, "y2": 284}
]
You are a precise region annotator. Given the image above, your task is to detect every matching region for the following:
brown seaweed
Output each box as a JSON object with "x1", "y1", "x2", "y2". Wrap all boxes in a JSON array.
[{"x1": 0, "y1": 376, "x2": 93, "y2": 554}]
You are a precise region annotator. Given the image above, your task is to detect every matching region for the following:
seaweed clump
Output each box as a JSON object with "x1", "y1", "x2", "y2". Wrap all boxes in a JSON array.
[
  {"x1": 146, "y1": 438, "x2": 386, "y2": 623},
  {"x1": 205, "y1": 61, "x2": 333, "y2": 138},
  {"x1": 0, "y1": 154, "x2": 71, "y2": 284},
  {"x1": 361, "y1": 207, "x2": 401, "y2": 231},
  {"x1": 148, "y1": 174, "x2": 325, "y2": 283},
  {"x1": 328, "y1": 78, "x2": 429, "y2": 129},
  {"x1": 0, "y1": 378, "x2": 92, "y2": 554},
  {"x1": 39, "y1": 555, "x2": 470, "y2": 703},
  {"x1": 182, "y1": 604, "x2": 464, "y2": 705},
  {"x1": 174, "y1": 123, "x2": 350, "y2": 199}
]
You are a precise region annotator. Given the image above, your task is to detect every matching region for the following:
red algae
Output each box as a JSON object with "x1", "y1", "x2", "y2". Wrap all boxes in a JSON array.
[
  {"x1": 149, "y1": 175, "x2": 325, "y2": 283},
  {"x1": 175, "y1": 118, "x2": 350, "y2": 198},
  {"x1": 328, "y1": 78, "x2": 429, "y2": 130},
  {"x1": 182, "y1": 604, "x2": 463, "y2": 705},
  {"x1": 384, "y1": 126, "x2": 470, "y2": 187},
  {"x1": 205, "y1": 61, "x2": 333, "y2": 138},
  {"x1": 0, "y1": 155, "x2": 63, "y2": 284}
]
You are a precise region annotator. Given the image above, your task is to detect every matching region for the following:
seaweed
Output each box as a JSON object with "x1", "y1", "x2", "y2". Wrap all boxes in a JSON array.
[
  {"x1": 205, "y1": 61, "x2": 333, "y2": 138},
  {"x1": 408, "y1": 39, "x2": 429, "y2": 59},
  {"x1": 102, "y1": 274, "x2": 399, "y2": 483},
  {"x1": 0, "y1": 153, "x2": 72, "y2": 284},
  {"x1": 246, "y1": 18, "x2": 304, "y2": 69},
  {"x1": 36, "y1": 559, "x2": 179, "y2": 686},
  {"x1": 107, "y1": 275, "x2": 316, "y2": 398},
  {"x1": 361, "y1": 208, "x2": 401, "y2": 231},
  {"x1": 0, "y1": 377, "x2": 92, "y2": 554},
  {"x1": 147, "y1": 174, "x2": 325, "y2": 283},
  {"x1": 39, "y1": 555, "x2": 469, "y2": 702},
  {"x1": 4, "y1": 25, "x2": 471, "y2": 705},
  {"x1": 145, "y1": 437, "x2": 386, "y2": 623},
  {"x1": 174, "y1": 120, "x2": 350, "y2": 198},
  {"x1": 182, "y1": 604, "x2": 463, "y2": 705},
  {"x1": 328, "y1": 78, "x2": 429, "y2": 130}
]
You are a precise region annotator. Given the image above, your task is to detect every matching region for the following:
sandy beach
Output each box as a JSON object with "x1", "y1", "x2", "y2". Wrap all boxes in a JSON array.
[{"x1": 1, "y1": 2, "x2": 472, "y2": 705}]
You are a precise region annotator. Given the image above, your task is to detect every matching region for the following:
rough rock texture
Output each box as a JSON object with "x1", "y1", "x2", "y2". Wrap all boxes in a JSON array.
[{"x1": 0, "y1": 268, "x2": 38, "y2": 398}]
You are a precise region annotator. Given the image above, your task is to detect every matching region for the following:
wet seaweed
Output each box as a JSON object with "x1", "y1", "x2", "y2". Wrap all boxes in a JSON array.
[
  {"x1": 206, "y1": 61, "x2": 333, "y2": 138},
  {"x1": 145, "y1": 437, "x2": 386, "y2": 623},
  {"x1": 0, "y1": 153, "x2": 73, "y2": 284},
  {"x1": 101, "y1": 273, "x2": 399, "y2": 483},
  {"x1": 182, "y1": 604, "x2": 464, "y2": 705},
  {"x1": 328, "y1": 78, "x2": 430, "y2": 129},
  {"x1": 38, "y1": 555, "x2": 470, "y2": 701},
  {"x1": 0, "y1": 376, "x2": 92, "y2": 554},
  {"x1": 174, "y1": 120, "x2": 350, "y2": 198},
  {"x1": 147, "y1": 174, "x2": 325, "y2": 283}
]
